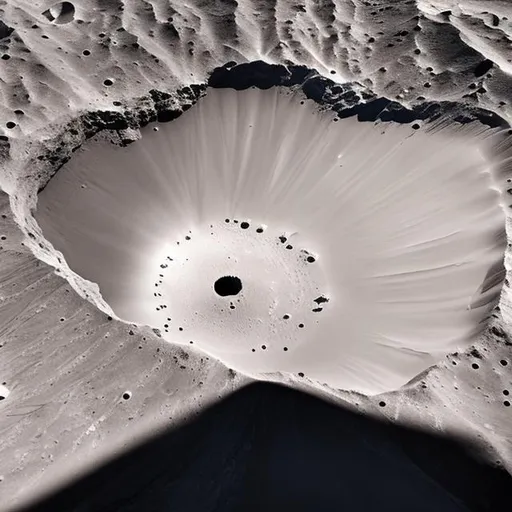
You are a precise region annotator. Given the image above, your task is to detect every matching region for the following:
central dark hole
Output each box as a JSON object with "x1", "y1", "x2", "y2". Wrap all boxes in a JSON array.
[{"x1": 214, "y1": 275, "x2": 242, "y2": 297}]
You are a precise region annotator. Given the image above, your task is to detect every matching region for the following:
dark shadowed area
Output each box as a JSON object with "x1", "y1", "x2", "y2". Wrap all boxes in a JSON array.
[
  {"x1": 208, "y1": 61, "x2": 508, "y2": 128},
  {"x1": 17, "y1": 382, "x2": 512, "y2": 512}
]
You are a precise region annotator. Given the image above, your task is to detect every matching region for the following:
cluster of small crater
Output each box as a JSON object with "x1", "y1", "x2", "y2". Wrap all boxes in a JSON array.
[
  {"x1": 224, "y1": 218, "x2": 266, "y2": 234},
  {"x1": 446, "y1": 339, "x2": 512, "y2": 411},
  {"x1": 151, "y1": 220, "x2": 330, "y2": 357},
  {"x1": 274, "y1": 230, "x2": 318, "y2": 266},
  {"x1": 503, "y1": 388, "x2": 510, "y2": 407}
]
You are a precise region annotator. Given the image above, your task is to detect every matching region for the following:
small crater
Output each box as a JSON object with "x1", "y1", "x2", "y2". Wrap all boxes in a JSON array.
[
  {"x1": 122, "y1": 391, "x2": 132, "y2": 400},
  {"x1": 0, "y1": 384, "x2": 9, "y2": 401},
  {"x1": 214, "y1": 275, "x2": 242, "y2": 297},
  {"x1": 42, "y1": 2, "x2": 75, "y2": 24},
  {"x1": 491, "y1": 326, "x2": 506, "y2": 338},
  {"x1": 470, "y1": 348, "x2": 482, "y2": 359}
]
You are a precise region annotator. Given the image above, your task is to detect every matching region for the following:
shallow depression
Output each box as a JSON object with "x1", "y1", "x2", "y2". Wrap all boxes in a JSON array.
[{"x1": 35, "y1": 86, "x2": 508, "y2": 395}]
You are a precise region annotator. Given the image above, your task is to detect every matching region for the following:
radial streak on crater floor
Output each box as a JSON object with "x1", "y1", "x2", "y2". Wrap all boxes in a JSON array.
[{"x1": 36, "y1": 86, "x2": 507, "y2": 395}]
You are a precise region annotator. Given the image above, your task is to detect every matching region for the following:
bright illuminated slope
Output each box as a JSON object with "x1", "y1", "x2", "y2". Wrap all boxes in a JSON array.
[{"x1": 36, "y1": 87, "x2": 507, "y2": 395}]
